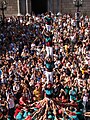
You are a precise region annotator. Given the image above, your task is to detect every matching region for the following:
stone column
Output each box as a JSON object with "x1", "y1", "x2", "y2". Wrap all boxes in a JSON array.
[
  {"x1": 57, "y1": 0, "x2": 60, "y2": 13},
  {"x1": 26, "y1": 0, "x2": 30, "y2": 15},
  {"x1": 47, "y1": 0, "x2": 54, "y2": 13},
  {"x1": 53, "y1": 0, "x2": 55, "y2": 13},
  {"x1": 50, "y1": 0, "x2": 53, "y2": 12},
  {"x1": 60, "y1": 0, "x2": 62, "y2": 14},
  {"x1": 17, "y1": 0, "x2": 21, "y2": 16},
  {"x1": 29, "y1": 0, "x2": 31, "y2": 14},
  {"x1": 47, "y1": 0, "x2": 49, "y2": 12}
]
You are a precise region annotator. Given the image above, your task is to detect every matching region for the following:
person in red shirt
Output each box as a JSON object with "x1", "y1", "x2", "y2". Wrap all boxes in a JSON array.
[
  {"x1": 19, "y1": 94, "x2": 28, "y2": 106},
  {"x1": 25, "y1": 115, "x2": 32, "y2": 120},
  {"x1": 14, "y1": 104, "x2": 22, "y2": 119}
]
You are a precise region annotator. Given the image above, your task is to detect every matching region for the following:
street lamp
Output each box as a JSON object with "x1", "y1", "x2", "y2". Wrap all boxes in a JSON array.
[
  {"x1": 73, "y1": 0, "x2": 83, "y2": 29},
  {"x1": 0, "y1": 1, "x2": 7, "y2": 25}
]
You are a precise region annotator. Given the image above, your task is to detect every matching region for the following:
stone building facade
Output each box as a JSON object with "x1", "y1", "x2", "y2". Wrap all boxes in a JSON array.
[{"x1": 0, "y1": 0, "x2": 90, "y2": 16}]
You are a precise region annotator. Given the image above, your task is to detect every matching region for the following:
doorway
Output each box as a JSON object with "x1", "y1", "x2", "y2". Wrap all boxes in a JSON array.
[
  {"x1": 31, "y1": 0, "x2": 47, "y2": 15},
  {"x1": 20, "y1": 0, "x2": 26, "y2": 15}
]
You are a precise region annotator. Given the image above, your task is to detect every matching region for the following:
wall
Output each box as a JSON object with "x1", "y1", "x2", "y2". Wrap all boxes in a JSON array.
[
  {"x1": 0, "y1": 0, "x2": 17, "y2": 16},
  {"x1": 61, "y1": 0, "x2": 90, "y2": 16},
  {"x1": 0, "y1": 0, "x2": 90, "y2": 17}
]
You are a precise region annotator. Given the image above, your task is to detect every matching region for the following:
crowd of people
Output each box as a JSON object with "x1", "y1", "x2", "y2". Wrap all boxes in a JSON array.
[{"x1": 0, "y1": 11, "x2": 90, "y2": 120}]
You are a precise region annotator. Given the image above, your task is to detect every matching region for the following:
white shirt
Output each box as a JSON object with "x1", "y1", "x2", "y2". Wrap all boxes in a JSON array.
[
  {"x1": 13, "y1": 84, "x2": 20, "y2": 92},
  {"x1": 83, "y1": 94, "x2": 88, "y2": 102}
]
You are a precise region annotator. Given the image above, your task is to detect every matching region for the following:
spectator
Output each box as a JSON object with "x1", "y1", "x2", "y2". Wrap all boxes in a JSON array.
[{"x1": 0, "y1": 12, "x2": 89, "y2": 120}]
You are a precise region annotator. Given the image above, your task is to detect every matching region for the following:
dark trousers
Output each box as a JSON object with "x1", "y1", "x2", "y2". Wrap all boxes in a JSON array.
[{"x1": 8, "y1": 107, "x2": 15, "y2": 119}]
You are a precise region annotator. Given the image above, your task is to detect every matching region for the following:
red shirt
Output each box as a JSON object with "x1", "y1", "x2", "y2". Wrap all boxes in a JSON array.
[
  {"x1": 25, "y1": 115, "x2": 32, "y2": 120},
  {"x1": 14, "y1": 106, "x2": 22, "y2": 118}
]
